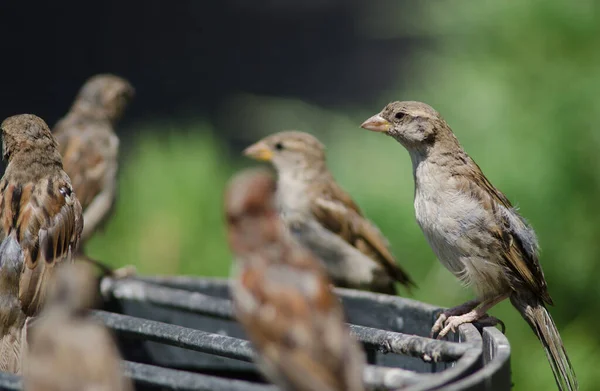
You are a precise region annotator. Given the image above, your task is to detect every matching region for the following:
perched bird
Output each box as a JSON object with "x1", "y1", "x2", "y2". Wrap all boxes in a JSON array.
[
  {"x1": 225, "y1": 168, "x2": 366, "y2": 391},
  {"x1": 0, "y1": 114, "x2": 83, "y2": 373},
  {"x1": 244, "y1": 131, "x2": 414, "y2": 294},
  {"x1": 361, "y1": 101, "x2": 577, "y2": 391},
  {"x1": 54, "y1": 74, "x2": 134, "y2": 245},
  {"x1": 24, "y1": 262, "x2": 133, "y2": 391}
]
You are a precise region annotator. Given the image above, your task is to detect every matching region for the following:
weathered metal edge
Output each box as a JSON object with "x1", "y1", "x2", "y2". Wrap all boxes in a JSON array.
[
  {"x1": 108, "y1": 276, "x2": 491, "y2": 390},
  {"x1": 102, "y1": 278, "x2": 473, "y2": 362},
  {"x1": 123, "y1": 361, "x2": 278, "y2": 391},
  {"x1": 437, "y1": 327, "x2": 511, "y2": 391}
]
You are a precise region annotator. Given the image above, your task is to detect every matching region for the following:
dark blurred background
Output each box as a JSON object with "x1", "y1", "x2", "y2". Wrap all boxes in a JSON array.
[
  {"x1": 1, "y1": 1, "x2": 599, "y2": 390},
  {"x1": 0, "y1": 1, "x2": 417, "y2": 131}
]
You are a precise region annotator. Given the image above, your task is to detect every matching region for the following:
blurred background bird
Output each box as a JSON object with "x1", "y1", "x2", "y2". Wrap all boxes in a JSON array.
[
  {"x1": 225, "y1": 168, "x2": 366, "y2": 391},
  {"x1": 53, "y1": 74, "x2": 135, "y2": 278},
  {"x1": 24, "y1": 262, "x2": 133, "y2": 391},
  {"x1": 54, "y1": 74, "x2": 134, "y2": 246},
  {"x1": 244, "y1": 131, "x2": 414, "y2": 294}
]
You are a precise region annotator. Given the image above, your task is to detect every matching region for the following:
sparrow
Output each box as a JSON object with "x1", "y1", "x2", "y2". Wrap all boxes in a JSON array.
[
  {"x1": 0, "y1": 114, "x2": 83, "y2": 373},
  {"x1": 244, "y1": 131, "x2": 415, "y2": 295},
  {"x1": 54, "y1": 74, "x2": 134, "y2": 245},
  {"x1": 24, "y1": 261, "x2": 133, "y2": 391},
  {"x1": 225, "y1": 168, "x2": 366, "y2": 391},
  {"x1": 361, "y1": 101, "x2": 577, "y2": 391}
]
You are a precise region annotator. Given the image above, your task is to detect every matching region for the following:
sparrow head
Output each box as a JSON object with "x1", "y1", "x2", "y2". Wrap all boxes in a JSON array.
[
  {"x1": 243, "y1": 131, "x2": 326, "y2": 175},
  {"x1": 47, "y1": 262, "x2": 100, "y2": 314},
  {"x1": 1, "y1": 114, "x2": 60, "y2": 163},
  {"x1": 74, "y1": 74, "x2": 135, "y2": 122},
  {"x1": 224, "y1": 168, "x2": 280, "y2": 255},
  {"x1": 361, "y1": 101, "x2": 454, "y2": 151}
]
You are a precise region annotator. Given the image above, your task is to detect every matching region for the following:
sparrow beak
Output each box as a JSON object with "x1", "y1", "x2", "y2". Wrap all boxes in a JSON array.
[
  {"x1": 360, "y1": 114, "x2": 391, "y2": 133},
  {"x1": 243, "y1": 142, "x2": 273, "y2": 161}
]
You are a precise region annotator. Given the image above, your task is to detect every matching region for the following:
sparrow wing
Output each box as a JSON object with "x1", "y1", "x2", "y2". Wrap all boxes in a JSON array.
[
  {"x1": 310, "y1": 181, "x2": 415, "y2": 291},
  {"x1": 0, "y1": 174, "x2": 83, "y2": 316},
  {"x1": 233, "y1": 256, "x2": 365, "y2": 391},
  {"x1": 55, "y1": 117, "x2": 118, "y2": 242},
  {"x1": 0, "y1": 313, "x2": 27, "y2": 374},
  {"x1": 465, "y1": 159, "x2": 552, "y2": 305}
]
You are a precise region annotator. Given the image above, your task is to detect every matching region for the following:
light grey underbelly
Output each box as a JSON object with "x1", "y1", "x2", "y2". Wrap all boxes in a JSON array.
[
  {"x1": 415, "y1": 194, "x2": 510, "y2": 297},
  {"x1": 283, "y1": 214, "x2": 382, "y2": 287}
]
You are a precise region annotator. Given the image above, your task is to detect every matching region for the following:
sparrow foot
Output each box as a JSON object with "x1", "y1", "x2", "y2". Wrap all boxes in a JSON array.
[
  {"x1": 433, "y1": 295, "x2": 508, "y2": 339},
  {"x1": 431, "y1": 299, "x2": 480, "y2": 338},
  {"x1": 436, "y1": 309, "x2": 485, "y2": 339},
  {"x1": 110, "y1": 265, "x2": 137, "y2": 279}
]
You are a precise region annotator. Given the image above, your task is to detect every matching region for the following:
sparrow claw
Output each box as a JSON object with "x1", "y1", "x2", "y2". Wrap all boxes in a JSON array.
[
  {"x1": 498, "y1": 319, "x2": 506, "y2": 334},
  {"x1": 430, "y1": 300, "x2": 480, "y2": 338},
  {"x1": 436, "y1": 313, "x2": 478, "y2": 340},
  {"x1": 475, "y1": 315, "x2": 506, "y2": 334},
  {"x1": 431, "y1": 312, "x2": 448, "y2": 338},
  {"x1": 436, "y1": 318, "x2": 459, "y2": 339}
]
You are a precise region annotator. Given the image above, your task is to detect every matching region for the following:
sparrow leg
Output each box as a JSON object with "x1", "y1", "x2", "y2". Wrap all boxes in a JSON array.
[
  {"x1": 77, "y1": 254, "x2": 137, "y2": 279},
  {"x1": 431, "y1": 299, "x2": 480, "y2": 338},
  {"x1": 110, "y1": 265, "x2": 137, "y2": 279},
  {"x1": 436, "y1": 294, "x2": 508, "y2": 339}
]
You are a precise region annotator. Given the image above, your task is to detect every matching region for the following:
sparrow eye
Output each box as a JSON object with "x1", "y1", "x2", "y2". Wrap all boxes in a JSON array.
[
  {"x1": 59, "y1": 186, "x2": 72, "y2": 198},
  {"x1": 395, "y1": 112, "x2": 406, "y2": 120},
  {"x1": 274, "y1": 142, "x2": 284, "y2": 151}
]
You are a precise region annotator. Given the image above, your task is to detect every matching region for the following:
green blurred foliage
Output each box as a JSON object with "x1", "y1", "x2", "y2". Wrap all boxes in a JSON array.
[
  {"x1": 87, "y1": 1, "x2": 600, "y2": 389},
  {"x1": 87, "y1": 127, "x2": 235, "y2": 277}
]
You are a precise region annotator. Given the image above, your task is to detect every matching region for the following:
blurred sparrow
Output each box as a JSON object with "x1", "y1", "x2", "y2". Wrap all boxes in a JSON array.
[
  {"x1": 24, "y1": 262, "x2": 133, "y2": 391},
  {"x1": 361, "y1": 101, "x2": 577, "y2": 391},
  {"x1": 244, "y1": 131, "x2": 414, "y2": 295},
  {"x1": 54, "y1": 74, "x2": 134, "y2": 245},
  {"x1": 0, "y1": 114, "x2": 83, "y2": 373},
  {"x1": 225, "y1": 168, "x2": 366, "y2": 391}
]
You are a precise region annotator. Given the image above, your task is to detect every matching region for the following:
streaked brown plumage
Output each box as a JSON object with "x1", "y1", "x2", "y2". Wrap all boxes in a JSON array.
[
  {"x1": 226, "y1": 168, "x2": 366, "y2": 391},
  {"x1": 24, "y1": 262, "x2": 133, "y2": 391},
  {"x1": 54, "y1": 74, "x2": 134, "y2": 245},
  {"x1": 244, "y1": 131, "x2": 414, "y2": 295},
  {"x1": 0, "y1": 114, "x2": 83, "y2": 373},
  {"x1": 362, "y1": 101, "x2": 577, "y2": 391}
]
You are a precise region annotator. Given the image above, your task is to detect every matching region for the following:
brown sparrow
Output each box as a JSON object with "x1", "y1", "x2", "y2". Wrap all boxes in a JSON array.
[
  {"x1": 361, "y1": 101, "x2": 577, "y2": 391},
  {"x1": 0, "y1": 114, "x2": 83, "y2": 373},
  {"x1": 244, "y1": 131, "x2": 414, "y2": 295},
  {"x1": 54, "y1": 74, "x2": 134, "y2": 245},
  {"x1": 24, "y1": 262, "x2": 133, "y2": 391},
  {"x1": 225, "y1": 168, "x2": 366, "y2": 391}
]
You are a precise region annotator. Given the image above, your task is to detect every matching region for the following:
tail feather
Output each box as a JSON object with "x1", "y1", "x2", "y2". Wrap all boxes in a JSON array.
[
  {"x1": 511, "y1": 295, "x2": 578, "y2": 391},
  {"x1": 0, "y1": 314, "x2": 27, "y2": 374}
]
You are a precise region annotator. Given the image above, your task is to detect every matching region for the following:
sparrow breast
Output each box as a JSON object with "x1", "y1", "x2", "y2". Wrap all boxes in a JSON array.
[{"x1": 413, "y1": 160, "x2": 510, "y2": 297}]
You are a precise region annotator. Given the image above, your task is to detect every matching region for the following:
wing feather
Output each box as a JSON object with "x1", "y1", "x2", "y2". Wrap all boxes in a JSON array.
[
  {"x1": 462, "y1": 159, "x2": 552, "y2": 304},
  {"x1": 17, "y1": 176, "x2": 83, "y2": 316},
  {"x1": 310, "y1": 181, "x2": 415, "y2": 290}
]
